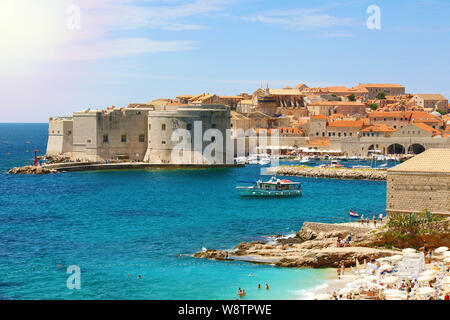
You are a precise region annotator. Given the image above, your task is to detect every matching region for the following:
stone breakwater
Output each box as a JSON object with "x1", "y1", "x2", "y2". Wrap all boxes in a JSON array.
[
  {"x1": 194, "y1": 222, "x2": 398, "y2": 268},
  {"x1": 273, "y1": 166, "x2": 387, "y2": 181},
  {"x1": 7, "y1": 166, "x2": 58, "y2": 174}
]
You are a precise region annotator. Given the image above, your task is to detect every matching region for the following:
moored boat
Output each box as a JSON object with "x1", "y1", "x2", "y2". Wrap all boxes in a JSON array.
[{"x1": 236, "y1": 176, "x2": 302, "y2": 197}]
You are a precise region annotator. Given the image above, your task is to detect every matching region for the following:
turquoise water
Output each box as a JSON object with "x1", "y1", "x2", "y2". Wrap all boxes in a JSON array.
[{"x1": 0, "y1": 124, "x2": 386, "y2": 300}]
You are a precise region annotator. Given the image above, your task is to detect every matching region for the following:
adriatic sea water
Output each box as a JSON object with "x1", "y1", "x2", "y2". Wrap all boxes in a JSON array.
[{"x1": 0, "y1": 123, "x2": 387, "y2": 300}]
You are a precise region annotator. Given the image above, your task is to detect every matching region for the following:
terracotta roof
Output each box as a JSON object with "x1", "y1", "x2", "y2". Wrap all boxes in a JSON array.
[
  {"x1": 327, "y1": 120, "x2": 366, "y2": 128},
  {"x1": 268, "y1": 88, "x2": 303, "y2": 96},
  {"x1": 310, "y1": 115, "x2": 327, "y2": 120},
  {"x1": 360, "y1": 124, "x2": 397, "y2": 133},
  {"x1": 308, "y1": 101, "x2": 365, "y2": 106},
  {"x1": 410, "y1": 122, "x2": 441, "y2": 136},
  {"x1": 356, "y1": 83, "x2": 404, "y2": 88}
]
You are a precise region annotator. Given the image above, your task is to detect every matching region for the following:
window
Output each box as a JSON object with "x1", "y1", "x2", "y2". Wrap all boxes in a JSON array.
[
  {"x1": 187, "y1": 123, "x2": 192, "y2": 130},
  {"x1": 172, "y1": 122, "x2": 177, "y2": 129},
  {"x1": 338, "y1": 132, "x2": 341, "y2": 137},
  {"x1": 121, "y1": 135, "x2": 127, "y2": 143},
  {"x1": 328, "y1": 132, "x2": 331, "y2": 137},
  {"x1": 139, "y1": 134, "x2": 145, "y2": 143},
  {"x1": 316, "y1": 132, "x2": 319, "y2": 136},
  {"x1": 68, "y1": 130, "x2": 72, "y2": 135},
  {"x1": 350, "y1": 132, "x2": 352, "y2": 136},
  {"x1": 212, "y1": 124, "x2": 217, "y2": 128},
  {"x1": 149, "y1": 124, "x2": 151, "y2": 130},
  {"x1": 211, "y1": 137, "x2": 216, "y2": 142},
  {"x1": 103, "y1": 135, "x2": 109, "y2": 143},
  {"x1": 344, "y1": 132, "x2": 347, "y2": 137},
  {"x1": 87, "y1": 139, "x2": 91, "y2": 143},
  {"x1": 161, "y1": 140, "x2": 166, "y2": 145},
  {"x1": 162, "y1": 124, "x2": 166, "y2": 131}
]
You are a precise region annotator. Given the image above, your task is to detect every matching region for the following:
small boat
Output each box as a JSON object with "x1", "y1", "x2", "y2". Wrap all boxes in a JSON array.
[
  {"x1": 327, "y1": 160, "x2": 343, "y2": 168},
  {"x1": 236, "y1": 177, "x2": 302, "y2": 197}
]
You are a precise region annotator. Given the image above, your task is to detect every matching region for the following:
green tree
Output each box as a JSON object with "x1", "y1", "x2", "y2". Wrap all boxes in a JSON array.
[
  {"x1": 436, "y1": 109, "x2": 446, "y2": 115},
  {"x1": 348, "y1": 94, "x2": 356, "y2": 101},
  {"x1": 369, "y1": 103, "x2": 378, "y2": 110},
  {"x1": 376, "y1": 91, "x2": 386, "y2": 99}
]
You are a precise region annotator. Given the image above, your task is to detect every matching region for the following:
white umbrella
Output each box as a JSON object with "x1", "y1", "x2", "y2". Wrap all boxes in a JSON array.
[
  {"x1": 388, "y1": 255, "x2": 403, "y2": 261},
  {"x1": 402, "y1": 248, "x2": 416, "y2": 254},
  {"x1": 444, "y1": 257, "x2": 450, "y2": 263},
  {"x1": 376, "y1": 257, "x2": 390, "y2": 262},
  {"x1": 364, "y1": 275, "x2": 378, "y2": 281},
  {"x1": 379, "y1": 264, "x2": 393, "y2": 272},
  {"x1": 419, "y1": 270, "x2": 436, "y2": 277},
  {"x1": 366, "y1": 282, "x2": 383, "y2": 290},
  {"x1": 384, "y1": 289, "x2": 404, "y2": 298},
  {"x1": 416, "y1": 287, "x2": 435, "y2": 296},
  {"x1": 443, "y1": 251, "x2": 450, "y2": 258},
  {"x1": 434, "y1": 246, "x2": 448, "y2": 254},
  {"x1": 418, "y1": 275, "x2": 435, "y2": 282},
  {"x1": 315, "y1": 293, "x2": 331, "y2": 300},
  {"x1": 339, "y1": 287, "x2": 357, "y2": 295},
  {"x1": 384, "y1": 276, "x2": 399, "y2": 284}
]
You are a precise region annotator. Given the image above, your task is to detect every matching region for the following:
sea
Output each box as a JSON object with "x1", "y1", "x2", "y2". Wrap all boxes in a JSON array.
[{"x1": 0, "y1": 123, "x2": 389, "y2": 300}]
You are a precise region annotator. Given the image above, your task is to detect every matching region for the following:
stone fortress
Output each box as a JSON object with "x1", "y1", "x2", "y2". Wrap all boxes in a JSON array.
[{"x1": 46, "y1": 103, "x2": 231, "y2": 164}]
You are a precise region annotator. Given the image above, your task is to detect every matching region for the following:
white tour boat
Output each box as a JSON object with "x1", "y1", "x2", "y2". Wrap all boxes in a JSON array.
[{"x1": 236, "y1": 177, "x2": 302, "y2": 197}]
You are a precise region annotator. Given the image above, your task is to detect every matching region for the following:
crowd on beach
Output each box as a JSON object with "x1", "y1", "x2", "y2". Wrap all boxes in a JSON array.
[{"x1": 316, "y1": 244, "x2": 450, "y2": 300}]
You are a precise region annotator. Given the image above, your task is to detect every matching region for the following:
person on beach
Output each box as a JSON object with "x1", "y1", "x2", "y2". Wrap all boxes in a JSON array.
[
  {"x1": 340, "y1": 262, "x2": 345, "y2": 275},
  {"x1": 336, "y1": 237, "x2": 341, "y2": 247},
  {"x1": 347, "y1": 232, "x2": 352, "y2": 244},
  {"x1": 379, "y1": 213, "x2": 383, "y2": 223},
  {"x1": 366, "y1": 217, "x2": 370, "y2": 226},
  {"x1": 373, "y1": 216, "x2": 377, "y2": 228}
]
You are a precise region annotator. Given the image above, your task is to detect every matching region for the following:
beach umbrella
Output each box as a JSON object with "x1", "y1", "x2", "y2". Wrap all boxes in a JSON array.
[
  {"x1": 314, "y1": 293, "x2": 331, "y2": 300},
  {"x1": 388, "y1": 255, "x2": 403, "y2": 261},
  {"x1": 384, "y1": 276, "x2": 399, "y2": 284},
  {"x1": 384, "y1": 289, "x2": 405, "y2": 299},
  {"x1": 443, "y1": 251, "x2": 450, "y2": 258},
  {"x1": 338, "y1": 287, "x2": 357, "y2": 295},
  {"x1": 434, "y1": 247, "x2": 448, "y2": 254},
  {"x1": 416, "y1": 287, "x2": 435, "y2": 296},
  {"x1": 419, "y1": 270, "x2": 436, "y2": 277},
  {"x1": 379, "y1": 264, "x2": 393, "y2": 272},
  {"x1": 366, "y1": 282, "x2": 383, "y2": 290},
  {"x1": 363, "y1": 275, "x2": 378, "y2": 282},
  {"x1": 443, "y1": 257, "x2": 450, "y2": 263},
  {"x1": 418, "y1": 275, "x2": 435, "y2": 282},
  {"x1": 376, "y1": 257, "x2": 390, "y2": 262},
  {"x1": 402, "y1": 248, "x2": 416, "y2": 254}
]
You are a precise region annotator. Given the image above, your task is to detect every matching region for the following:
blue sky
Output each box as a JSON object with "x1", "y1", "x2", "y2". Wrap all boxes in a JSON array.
[{"x1": 1, "y1": 0, "x2": 449, "y2": 122}]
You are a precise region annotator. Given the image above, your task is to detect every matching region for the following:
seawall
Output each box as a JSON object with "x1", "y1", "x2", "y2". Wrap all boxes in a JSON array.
[
  {"x1": 7, "y1": 162, "x2": 244, "y2": 174},
  {"x1": 269, "y1": 166, "x2": 387, "y2": 181}
]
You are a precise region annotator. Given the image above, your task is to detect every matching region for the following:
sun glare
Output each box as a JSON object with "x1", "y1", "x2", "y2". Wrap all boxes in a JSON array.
[{"x1": 0, "y1": 0, "x2": 66, "y2": 62}]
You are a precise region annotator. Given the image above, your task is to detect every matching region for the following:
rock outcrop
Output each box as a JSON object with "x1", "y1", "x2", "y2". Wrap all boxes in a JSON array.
[
  {"x1": 7, "y1": 166, "x2": 58, "y2": 175},
  {"x1": 194, "y1": 222, "x2": 397, "y2": 268},
  {"x1": 273, "y1": 166, "x2": 387, "y2": 181}
]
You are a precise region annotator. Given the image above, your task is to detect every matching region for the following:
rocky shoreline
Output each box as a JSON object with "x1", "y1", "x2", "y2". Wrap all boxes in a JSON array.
[
  {"x1": 271, "y1": 166, "x2": 387, "y2": 181},
  {"x1": 7, "y1": 166, "x2": 58, "y2": 175},
  {"x1": 194, "y1": 222, "x2": 398, "y2": 268}
]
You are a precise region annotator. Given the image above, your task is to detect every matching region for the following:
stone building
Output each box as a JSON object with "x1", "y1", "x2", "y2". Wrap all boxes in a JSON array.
[
  {"x1": 46, "y1": 104, "x2": 231, "y2": 164},
  {"x1": 386, "y1": 149, "x2": 450, "y2": 216},
  {"x1": 306, "y1": 101, "x2": 366, "y2": 117},
  {"x1": 413, "y1": 94, "x2": 448, "y2": 113},
  {"x1": 353, "y1": 84, "x2": 405, "y2": 99}
]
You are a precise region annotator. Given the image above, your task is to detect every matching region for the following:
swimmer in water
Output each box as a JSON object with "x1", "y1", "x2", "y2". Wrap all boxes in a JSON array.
[
  {"x1": 138, "y1": 274, "x2": 141, "y2": 279},
  {"x1": 258, "y1": 284, "x2": 261, "y2": 289},
  {"x1": 265, "y1": 284, "x2": 269, "y2": 290}
]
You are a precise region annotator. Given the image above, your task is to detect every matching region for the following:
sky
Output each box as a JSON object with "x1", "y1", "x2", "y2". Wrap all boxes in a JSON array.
[{"x1": 0, "y1": 0, "x2": 449, "y2": 122}]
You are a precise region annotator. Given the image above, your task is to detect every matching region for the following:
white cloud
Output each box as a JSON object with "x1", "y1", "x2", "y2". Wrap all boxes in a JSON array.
[
  {"x1": 54, "y1": 37, "x2": 196, "y2": 61},
  {"x1": 244, "y1": 7, "x2": 360, "y2": 30}
]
